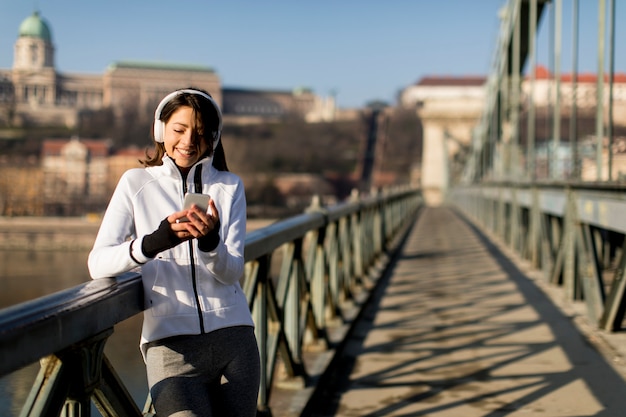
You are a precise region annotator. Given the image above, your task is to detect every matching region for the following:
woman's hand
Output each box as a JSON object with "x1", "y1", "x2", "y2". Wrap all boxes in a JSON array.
[{"x1": 169, "y1": 200, "x2": 220, "y2": 241}]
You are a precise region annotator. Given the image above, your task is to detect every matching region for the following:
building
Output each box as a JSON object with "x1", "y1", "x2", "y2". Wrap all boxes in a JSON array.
[
  {"x1": 523, "y1": 65, "x2": 626, "y2": 126},
  {"x1": 40, "y1": 137, "x2": 111, "y2": 215},
  {"x1": 222, "y1": 86, "x2": 340, "y2": 122},
  {"x1": 401, "y1": 67, "x2": 626, "y2": 118},
  {"x1": 399, "y1": 76, "x2": 487, "y2": 110},
  {"x1": 0, "y1": 11, "x2": 336, "y2": 129}
]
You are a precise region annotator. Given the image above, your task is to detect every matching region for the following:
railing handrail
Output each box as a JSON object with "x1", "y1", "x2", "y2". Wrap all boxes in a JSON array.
[
  {"x1": 244, "y1": 212, "x2": 326, "y2": 261},
  {"x1": 453, "y1": 182, "x2": 626, "y2": 233},
  {"x1": 244, "y1": 187, "x2": 418, "y2": 261},
  {"x1": 0, "y1": 271, "x2": 143, "y2": 376},
  {"x1": 464, "y1": 180, "x2": 626, "y2": 192}
]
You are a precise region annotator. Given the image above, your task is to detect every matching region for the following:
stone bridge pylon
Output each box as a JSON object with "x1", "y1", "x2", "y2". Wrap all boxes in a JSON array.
[{"x1": 402, "y1": 77, "x2": 486, "y2": 206}]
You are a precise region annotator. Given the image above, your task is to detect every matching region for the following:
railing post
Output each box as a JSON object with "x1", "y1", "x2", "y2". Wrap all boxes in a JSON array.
[
  {"x1": 349, "y1": 189, "x2": 365, "y2": 285},
  {"x1": 563, "y1": 187, "x2": 578, "y2": 300},
  {"x1": 509, "y1": 187, "x2": 519, "y2": 251},
  {"x1": 253, "y1": 255, "x2": 271, "y2": 415},
  {"x1": 306, "y1": 195, "x2": 328, "y2": 330},
  {"x1": 20, "y1": 329, "x2": 124, "y2": 417},
  {"x1": 529, "y1": 186, "x2": 541, "y2": 268}
]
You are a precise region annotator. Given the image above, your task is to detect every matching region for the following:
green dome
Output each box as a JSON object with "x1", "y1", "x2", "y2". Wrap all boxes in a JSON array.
[{"x1": 18, "y1": 11, "x2": 52, "y2": 41}]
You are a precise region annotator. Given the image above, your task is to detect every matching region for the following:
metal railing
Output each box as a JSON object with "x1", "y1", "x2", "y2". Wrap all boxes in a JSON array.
[
  {"x1": 0, "y1": 186, "x2": 422, "y2": 417},
  {"x1": 451, "y1": 182, "x2": 626, "y2": 333}
]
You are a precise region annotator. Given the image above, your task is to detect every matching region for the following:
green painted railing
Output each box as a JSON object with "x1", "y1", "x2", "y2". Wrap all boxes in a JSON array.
[
  {"x1": 451, "y1": 182, "x2": 626, "y2": 333},
  {"x1": 0, "y1": 186, "x2": 422, "y2": 417}
]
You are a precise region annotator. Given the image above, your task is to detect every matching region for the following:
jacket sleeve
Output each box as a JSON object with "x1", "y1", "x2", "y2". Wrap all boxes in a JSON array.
[
  {"x1": 199, "y1": 180, "x2": 247, "y2": 286},
  {"x1": 88, "y1": 173, "x2": 151, "y2": 279}
]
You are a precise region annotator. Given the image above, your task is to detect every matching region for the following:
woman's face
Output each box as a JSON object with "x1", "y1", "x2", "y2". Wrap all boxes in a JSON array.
[{"x1": 163, "y1": 106, "x2": 208, "y2": 171}]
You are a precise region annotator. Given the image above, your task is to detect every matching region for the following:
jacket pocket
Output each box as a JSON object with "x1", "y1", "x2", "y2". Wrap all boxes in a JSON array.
[
  {"x1": 147, "y1": 256, "x2": 198, "y2": 318},
  {"x1": 195, "y1": 279, "x2": 241, "y2": 313}
]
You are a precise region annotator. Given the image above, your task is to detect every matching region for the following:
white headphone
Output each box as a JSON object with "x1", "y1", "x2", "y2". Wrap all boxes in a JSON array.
[{"x1": 153, "y1": 88, "x2": 223, "y2": 149}]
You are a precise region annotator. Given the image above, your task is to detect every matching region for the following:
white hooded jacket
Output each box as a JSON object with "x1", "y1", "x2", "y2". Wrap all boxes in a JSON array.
[{"x1": 88, "y1": 155, "x2": 253, "y2": 358}]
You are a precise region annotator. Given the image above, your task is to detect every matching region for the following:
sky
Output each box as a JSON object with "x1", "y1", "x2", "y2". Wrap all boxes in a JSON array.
[{"x1": 0, "y1": 0, "x2": 624, "y2": 109}]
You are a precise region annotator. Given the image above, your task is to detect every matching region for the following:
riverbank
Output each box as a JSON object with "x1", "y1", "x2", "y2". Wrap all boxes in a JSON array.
[{"x1": 0, "y1": 216, "x2": 277, "y2": 250}]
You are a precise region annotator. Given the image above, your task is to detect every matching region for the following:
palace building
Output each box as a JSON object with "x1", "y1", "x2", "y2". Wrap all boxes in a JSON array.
[{"x1": 0, "y1": 11, "x2": 336, "y2": 129}]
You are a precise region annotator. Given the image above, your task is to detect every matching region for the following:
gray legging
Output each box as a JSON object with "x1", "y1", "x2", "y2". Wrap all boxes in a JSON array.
[{"x1": 146, "y1": 326, "x2": 260, "y2": 417}]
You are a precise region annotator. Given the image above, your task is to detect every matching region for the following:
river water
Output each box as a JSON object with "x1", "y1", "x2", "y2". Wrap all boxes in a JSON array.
[{"x1": 0, "y1": 249, "x2": 148, "y2": 416}]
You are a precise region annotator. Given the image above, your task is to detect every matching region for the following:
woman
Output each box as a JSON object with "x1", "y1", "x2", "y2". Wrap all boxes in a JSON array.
[{"x1": 88, "y1": 88, "x2": 260, "y2": 417}]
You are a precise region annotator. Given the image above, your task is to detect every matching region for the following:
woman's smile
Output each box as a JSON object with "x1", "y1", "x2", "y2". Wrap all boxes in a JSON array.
[{"x1": 175, "y1": 147, "x2": 196, "y2": 157}]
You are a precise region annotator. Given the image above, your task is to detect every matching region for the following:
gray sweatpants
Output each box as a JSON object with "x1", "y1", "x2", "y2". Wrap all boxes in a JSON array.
[{"x1": 145, "y1": 326, "x2": 260, "y2": 417}]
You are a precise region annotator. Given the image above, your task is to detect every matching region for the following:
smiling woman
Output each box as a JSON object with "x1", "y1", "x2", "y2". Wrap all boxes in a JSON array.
[{"x1": 87, "y1": 87, "x2": 261, "y2": 416}]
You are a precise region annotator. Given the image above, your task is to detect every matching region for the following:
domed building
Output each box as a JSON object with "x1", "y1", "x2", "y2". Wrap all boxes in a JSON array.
[
  {"x1": 0, "y1": 10, "x2": 334, "y2": 132},
  {"x1": 14, "y1": 11, "x2": 54, "y2": 70},
  {"x1": 1, "y1": 10, "x2": 78, "y2": 126}
]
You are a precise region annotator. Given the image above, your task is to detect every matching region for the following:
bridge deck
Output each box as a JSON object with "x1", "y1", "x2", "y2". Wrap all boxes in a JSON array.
[{"x1": 302, "y1": 206, "x2": 626, "y2": 417}]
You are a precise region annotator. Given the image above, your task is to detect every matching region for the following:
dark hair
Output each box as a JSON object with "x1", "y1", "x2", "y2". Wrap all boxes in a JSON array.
[{"x1": 141, "y1": 88, "x2": 228, "y2": 171}]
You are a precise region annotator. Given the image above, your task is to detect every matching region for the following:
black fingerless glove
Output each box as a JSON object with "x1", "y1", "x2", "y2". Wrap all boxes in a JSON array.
[
  {"x1": 198, "y1": 219, "x2": 221, "y2": 252},
  {"x1": 142, "y1": 218, "x2": 184, "y2": 258}
]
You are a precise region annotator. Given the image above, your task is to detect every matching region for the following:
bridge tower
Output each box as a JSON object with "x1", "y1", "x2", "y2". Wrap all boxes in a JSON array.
[{"x1": 402, "y1": 77, "x2": 485, "y2": 206}]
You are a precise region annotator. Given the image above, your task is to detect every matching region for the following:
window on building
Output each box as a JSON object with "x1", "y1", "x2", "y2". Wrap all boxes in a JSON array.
[{"x1": 30, "y1": 43, "x2": 38, "y2": 65}]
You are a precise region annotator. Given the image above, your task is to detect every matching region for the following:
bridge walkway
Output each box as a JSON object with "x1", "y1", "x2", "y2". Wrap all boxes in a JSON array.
[{"x1": 302, "y1": 206, "x2": 626, "y2": 417}]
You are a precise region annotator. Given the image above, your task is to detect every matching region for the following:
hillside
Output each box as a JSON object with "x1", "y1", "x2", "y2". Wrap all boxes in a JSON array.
[{"x1": 0, "y1": 108, "x2": 424, "y2": 217}]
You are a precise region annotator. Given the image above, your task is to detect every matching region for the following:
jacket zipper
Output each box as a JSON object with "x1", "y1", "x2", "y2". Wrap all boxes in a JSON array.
[{"x1": 182, "y1": 170, "x2": 206, "y2": 334}]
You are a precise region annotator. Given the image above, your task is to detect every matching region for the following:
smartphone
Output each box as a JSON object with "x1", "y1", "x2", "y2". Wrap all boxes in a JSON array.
[{"x1": 180, "y1": 193, "x2": 210, "y2": 222}]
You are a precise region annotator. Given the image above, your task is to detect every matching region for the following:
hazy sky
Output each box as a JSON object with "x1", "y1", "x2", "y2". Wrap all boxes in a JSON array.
[{"x1": 0, "y1": 1, "x2": 624, "y2": 108}]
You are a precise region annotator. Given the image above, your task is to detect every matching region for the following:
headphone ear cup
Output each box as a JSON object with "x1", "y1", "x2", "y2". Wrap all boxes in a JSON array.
[{"x1": 154, "y1": 120, "x2": 165, "y2": 142}]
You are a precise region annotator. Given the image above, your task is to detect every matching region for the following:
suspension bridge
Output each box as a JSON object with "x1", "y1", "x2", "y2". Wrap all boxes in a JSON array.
[{"x1": 2, "y1": 0, "x2": 626, "y2": 415}]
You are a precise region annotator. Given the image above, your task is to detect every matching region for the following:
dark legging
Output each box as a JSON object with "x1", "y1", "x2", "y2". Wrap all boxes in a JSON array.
[{"x1": 146, "y1": 326, "x2": 260, "y2": 417}]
